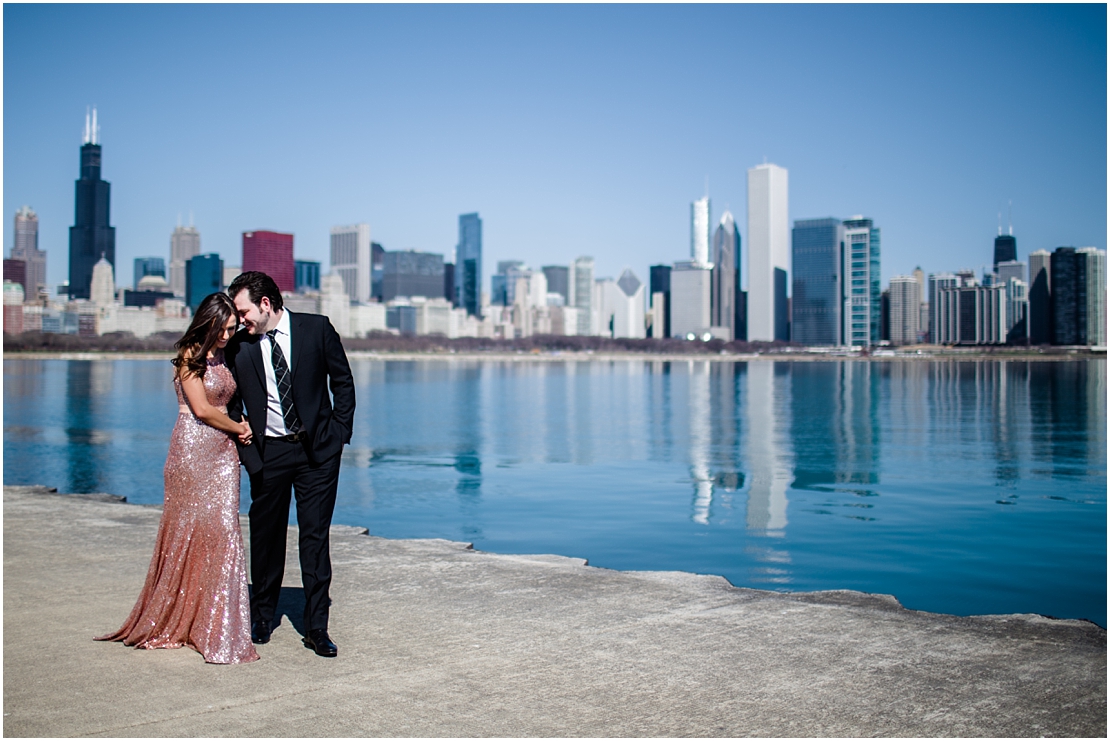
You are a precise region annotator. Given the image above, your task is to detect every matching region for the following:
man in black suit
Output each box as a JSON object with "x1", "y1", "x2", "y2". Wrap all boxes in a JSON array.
[{"x1": 226, "y1": 271, "x2": 355, "y2": 658}]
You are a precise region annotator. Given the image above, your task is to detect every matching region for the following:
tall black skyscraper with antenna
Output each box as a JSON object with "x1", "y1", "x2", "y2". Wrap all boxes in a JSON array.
[
  {"x1": 68, "y1": 107, "x2": 115, "y2": 299},
  {"x1": 993, "y1": 203, "x2": 1016, "y2": 271}
]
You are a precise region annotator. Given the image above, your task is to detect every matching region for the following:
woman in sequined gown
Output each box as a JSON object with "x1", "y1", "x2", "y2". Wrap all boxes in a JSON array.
[{"x1": 97, "y1": 293, "x2": 259, "y2": 664}]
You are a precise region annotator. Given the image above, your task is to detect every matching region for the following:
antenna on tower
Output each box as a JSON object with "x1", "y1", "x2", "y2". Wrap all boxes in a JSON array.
[
  {"x1": 83, "y1": 107, "x2": 91, "y2": 144},
  {"x1": 997, "y1": 212, "x2": 1002, "y2": 237},
  {"x1": 91, "y1": 107, "x2": 99, "y2": 145},
  {"x1": 1008, "y1": 200, "x2": 1013, "y2": 236}
]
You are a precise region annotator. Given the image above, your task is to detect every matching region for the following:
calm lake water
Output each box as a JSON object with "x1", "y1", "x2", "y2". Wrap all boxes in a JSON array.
[{"x1": 4, "y1": 357, "x2": 1106, "y2": 626}]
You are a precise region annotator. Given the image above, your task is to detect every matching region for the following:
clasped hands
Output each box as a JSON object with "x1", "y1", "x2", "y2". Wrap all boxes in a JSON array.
[{"x1": 236, "y1": 421, "x2": 253, "y2": 446}]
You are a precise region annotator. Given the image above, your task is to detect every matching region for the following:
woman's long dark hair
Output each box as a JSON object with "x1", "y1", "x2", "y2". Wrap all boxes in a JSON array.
[{"x1": 172, "y1": 292, "x2": 237, "y2": 380}]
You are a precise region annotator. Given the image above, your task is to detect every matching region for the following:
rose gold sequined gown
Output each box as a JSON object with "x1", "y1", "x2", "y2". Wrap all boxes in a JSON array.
[{"x1": 97, "y1": 353, "x2": 259, "y2": 664}]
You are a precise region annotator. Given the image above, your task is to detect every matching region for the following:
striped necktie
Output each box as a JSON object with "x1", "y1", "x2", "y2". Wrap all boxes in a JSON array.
[{"x1": 267, "y1": 329, "x2": 302, "y2": 434}]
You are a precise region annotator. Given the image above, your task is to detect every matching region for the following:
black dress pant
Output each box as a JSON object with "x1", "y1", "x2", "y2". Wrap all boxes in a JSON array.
[{"x1": 248, "y1": 437, "x2": 341, "y2": 633}]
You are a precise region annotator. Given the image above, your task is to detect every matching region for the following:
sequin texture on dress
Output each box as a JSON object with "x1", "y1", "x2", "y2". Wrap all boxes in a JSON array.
[{"x1": 96, "y1": 351, "x2": 259, "y2": 664}]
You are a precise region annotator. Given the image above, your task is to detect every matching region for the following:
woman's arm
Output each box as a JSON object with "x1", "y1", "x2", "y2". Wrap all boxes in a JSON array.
[{"x1": 179, "y1": 370, "x2": 253, "y2": 442}]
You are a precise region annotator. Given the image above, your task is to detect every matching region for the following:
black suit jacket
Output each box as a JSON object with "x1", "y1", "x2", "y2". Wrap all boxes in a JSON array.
[{"x1": 226, "y1": 311, "x2": 355, "y2": 475}]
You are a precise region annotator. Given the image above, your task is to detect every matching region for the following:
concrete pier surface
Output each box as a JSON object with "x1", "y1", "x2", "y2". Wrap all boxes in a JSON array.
[{"x1": 4, "y1": 485, "x2": 1105, "y2": 737}]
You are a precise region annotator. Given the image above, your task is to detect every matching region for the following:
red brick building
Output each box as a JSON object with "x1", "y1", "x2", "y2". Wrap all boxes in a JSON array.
[{"x1": 242, "y1": 230, "x2": 294, "y2": 292}]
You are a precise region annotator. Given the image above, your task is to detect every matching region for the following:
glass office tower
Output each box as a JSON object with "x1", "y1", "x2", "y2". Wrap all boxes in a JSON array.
[
  {"x1": 455, "y1": 213, "x2": 482, "y2": 317},
  {"x1": 711, "y1": 211, "x2": 740, "y2": 340},
  {"x1": 185, "y1": 253, "x2": 224, "y2": 311},
  {"x1": 133, "y1": 257, "x2": 165, "y2": 291},
  {"x1": 841, "y1": 217, "x2": 881, "y2": 347},
  {"x1": 791, "y1": 218, "x2": 843, "y2": 346}
]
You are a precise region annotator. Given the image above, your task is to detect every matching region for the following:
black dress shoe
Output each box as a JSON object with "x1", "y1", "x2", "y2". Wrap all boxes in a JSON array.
[
  {"x1": 302, "y1": 629, "x2": 337, "y2": 657},
  {"x1": 251, "y1": 620, "x2": 272, "y2": 644}
]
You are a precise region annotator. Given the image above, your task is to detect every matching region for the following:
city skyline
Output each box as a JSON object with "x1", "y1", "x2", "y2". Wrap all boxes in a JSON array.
[{"x1": 3, "y1": 5, "x2": 1105, "y2": 291}]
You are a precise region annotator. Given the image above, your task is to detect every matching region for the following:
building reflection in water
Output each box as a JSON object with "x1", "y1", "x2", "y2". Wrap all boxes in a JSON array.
[
  {"x1": 65, "y1": 360, "x2": 114, "y2": 493},
  {"x1": 745, "y1": 362, "x2": 792, "y2": 532},
  {"x1": 688, "y1": 361, "x2": 713, "y2": 524},
  {"x1": 790, "y1": 359, "x2": 882, "y2": 553},
  {"x1": 743, "y1": 361, "x2": 794, "y2": 584},
  {"x1": 453, "y1": 362, "x2": 483, "y2": 498}
]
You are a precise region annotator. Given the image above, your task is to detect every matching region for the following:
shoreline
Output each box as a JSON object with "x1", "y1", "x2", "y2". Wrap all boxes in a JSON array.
[
  {"x1": 4, "y1": 349, "x2": 1104, "y2": 362},
  {"x1": 4, "y1": 483, "x2": 1105, "y2": 737},
  {"x1": 23, "y1": 484, "x2": 1108, "y2": 629}
]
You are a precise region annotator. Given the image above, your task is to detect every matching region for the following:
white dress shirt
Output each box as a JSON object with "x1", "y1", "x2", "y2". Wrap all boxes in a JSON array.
[{"x1": 261, "y1": 309, "x2": 295, "y2": 437}]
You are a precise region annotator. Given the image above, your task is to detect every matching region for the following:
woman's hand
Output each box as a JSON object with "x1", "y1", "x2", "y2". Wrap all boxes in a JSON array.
[{"x1": 179, "y1": 370, "x2": 254, "y2": 439}]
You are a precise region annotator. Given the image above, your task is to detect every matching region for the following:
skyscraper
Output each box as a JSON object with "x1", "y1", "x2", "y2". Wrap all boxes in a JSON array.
[
  {"x1": 491, "y1": 260, "x2": 524, "y2": 306},
  {"x1": 12, "y1": 206, "x2": 45, "y2": 298},
  {"x1": 670, "y1": 261, "x2": 712, "y2": 339},
  {"x1": 371, "y1": 242, "x2": 385, "y2": 300},
  {"x1": 747, "y1": 163, "x2": 789, "y2": 341},
  {"x1": 542, "y1": 265, "x2": 569, "y2": 304},
  {"x1": 569, "y1": 256, "x2": 594, "y2": 336},
  {"x1": 691, "y1": 195, "x2": 710, "y2": 265},
  {"x1": 1048, "y1": 245, "x2": 1108, "y2": 346},
  {"x1": 1028, "y1": 249, "x2": 1052, "y2": 344},
  {"x1": 913, "y1": 266, "x2": 927, "y2": 341},
  {"x1": 929, "y1": 272, "x2": 959, "y2": 343},
  {"x1": 1004, "y1": 278, "x2": 1028, "y2": 343},
  {"x1": 68, "y1": 108, "x2": 115, "y2": 299},
  {"x1": 996, "y1": 260, "x2": 1025, "y2": 286},
  {"x1": 1078, "y1": 247, "x2": 1107, "y2": 347},
  {"x1": 888, "y1": 275, "x2": 921, "y2": 345},
  {"x1": 90, "y1": 255, "x2": 115, "y2": 307},
  {"x1": 596, "y1": 269, "x2": 646, "y2": 339},
  {"x1": 993, "y1": 232, "x2": 1017, "y2": 270},
  {"x1": 1051, "y1": 247, "x2": 1080, "y2": 345},
  {"x1": 169, "y1": 223, "x2": 201, "y2": 298},
  {"x1": 330, "y1": 223, "x2": 371, "y2": 302},
  {"x1": 711, "y1": 211, "x2": 739, "y2": 340},
  {"x1": 842, "y1": 216, "x2": 881, "y2": 347},
  {"x1": 185, "y1": 253, "x2": 223, "y2": 311},
  {"x1": 649, "y1": 264, "x2": 672, "y2": 339},
  {"x1": 455, "y1": 213, "x2": 482, "y2": 317},
  {"x1": 4, "y1": 259, "x2": 27, "y2": 295},
  {"x1": 242, "y1": 230, "x2": 294, "y2": 292},
  {"x1": 934, "y1": 283, "x2": 1007, "y2": 345},
  {"x1": 133, "y1": 257, "x2": 165, "y2": 291},
  {"x1": 382, "y1": 250, "x2": 445, "y2": 301},
  {"x1": 295, "y1": 260, "x2": 321, "y2": 292},
  {"x1": 791, "y1": 217, "x2": 843, "y2": 346}
]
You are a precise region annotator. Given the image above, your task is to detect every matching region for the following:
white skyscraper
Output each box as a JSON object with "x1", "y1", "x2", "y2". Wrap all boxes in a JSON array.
[
  {"x1": 1078, "y1": 247, "x2": 1106, "y2": 347},
  {"x1": 747, "y1": 163, "x2": 789, "y2": 342},
  {"x1": 169, "y1": 224, "x2": 200, "y2": 298},
  {"x1": 690, "y1": 196, "x2": 711, "y2": 266},
  {"x1": 596, "y1": 269, "x2": 646, "y2": 339},
  {"x1": 569, "y1": 256, "x2": 595, "y2": 336},
  {"x1": 888, "y1": 275, "x2": 921, "y2": 345},
  {"x1": 319, "y1": 272, "x2": 351, "y2": 337},
  {"x1": 330, "y1": 223, "x2": 371, "y2": 303},
  {"x1": 1004, "y1": 277, "x2": 1028, "y2": 340},
  {"x1": 670, "y1": 261, "x2": 712, "y2": 339},
  {"x1": 90, "y1": 255, "x2": 115, "y2": 306}
]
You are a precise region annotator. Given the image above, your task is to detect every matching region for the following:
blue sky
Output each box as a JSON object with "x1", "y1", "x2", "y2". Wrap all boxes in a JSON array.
[{"x1": 4, "y1": 4, "x2": 1106, "y2": 292}]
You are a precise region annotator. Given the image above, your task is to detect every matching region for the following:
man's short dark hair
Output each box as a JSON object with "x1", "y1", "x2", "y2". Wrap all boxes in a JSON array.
[{"x1": 227, "y1": 271, "x2": 283, "y2": 312}]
